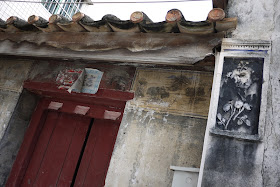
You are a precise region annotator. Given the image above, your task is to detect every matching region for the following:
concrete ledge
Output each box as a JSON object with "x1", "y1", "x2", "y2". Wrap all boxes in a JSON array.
[
  {"x1": 210, "y1": 128, "x2": 261, "y2": 142},
  {"x1": 170, "y1": 166, "x2": 200, "y2": 173}
]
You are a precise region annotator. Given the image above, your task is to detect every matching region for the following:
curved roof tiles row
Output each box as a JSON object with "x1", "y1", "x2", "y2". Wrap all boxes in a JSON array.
[{"x1": 0, "y1": 9, "x2": 237, "y2": 34}]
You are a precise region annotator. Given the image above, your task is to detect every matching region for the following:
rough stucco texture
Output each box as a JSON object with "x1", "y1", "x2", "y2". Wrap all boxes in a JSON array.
[
  {"x1": 0, "y1": 91, "x2": 19, "y2": 144},
  {"x1": 105, "y1": 106, "x2": 207, "y2": 187},
  {"x1": 227, "y1": 0, "x2": 275, "y2": 40},
  {"x1": 0, "y1": 59, "x2": 35, "y2": 185},
  {"x1": 0, "y1": 59, "x2": 32, "y2": 140},
  {"x1": 0, "y1": 60, "x2": 32, "y2": 92},
  {"x1": 0, "y1": 59, "x2": 210, "y2": 186},
  {"x1": 262, "y1": 1, "x2": 280, "y2": 186},
  {"x1": 202, "y1": 136, "x2": 263, "y2": 187},
  {"x1": 228, "y1": 1, "x2": 280, "y2": 187},
  {"x1": 0, "y1": 90, "x2": 38, "y2": 186}
]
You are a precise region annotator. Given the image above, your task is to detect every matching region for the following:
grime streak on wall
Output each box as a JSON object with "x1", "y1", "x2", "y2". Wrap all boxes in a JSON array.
[{"x1": 106, "y1": 68, "x2": 211, "y2": 186}]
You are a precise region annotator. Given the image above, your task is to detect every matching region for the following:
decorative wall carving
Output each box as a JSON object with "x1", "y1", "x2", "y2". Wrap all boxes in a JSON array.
[
  {"x1": 216, "y1": 57, "x2": 264, "y2": 135},
  {"x1": 208, "y1": 39, "x2": 271, "y2": 140}
]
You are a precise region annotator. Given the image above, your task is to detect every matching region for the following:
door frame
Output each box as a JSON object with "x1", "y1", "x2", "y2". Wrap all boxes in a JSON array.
[{"x1": 6, "y1": 81, "x2": 134, "y2": 186}]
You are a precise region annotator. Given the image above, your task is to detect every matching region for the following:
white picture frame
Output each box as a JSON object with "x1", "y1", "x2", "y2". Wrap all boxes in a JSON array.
[{"x1": 207, "y1": 39, "x2": 271, "y2": 141}]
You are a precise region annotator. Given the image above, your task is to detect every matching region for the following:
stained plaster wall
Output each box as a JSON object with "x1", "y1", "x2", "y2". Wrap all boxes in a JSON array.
[
  {"x1": 106, "y1": 109, "x2": 207, "y2": 187},
  {"x1": 0, "y1": 90, "x2": 38, "y2": 186},
  {"x1": 0, "y1": 59, "x2": 32, "y2": 140},
  {"x1": 0, "y1": 59, "x2": 36, "y2": 186},
  {"x1": 0, "y1": 58, "x2": 211, "y2": 186},
  {"x1": 105, "y1": 68, "x2": 212, "y2": 186},
  {"x1": 200, "y1": 0, "x2": 280, "y2": 186}
]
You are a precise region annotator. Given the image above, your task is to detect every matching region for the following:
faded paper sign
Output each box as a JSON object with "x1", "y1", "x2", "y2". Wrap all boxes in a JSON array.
[
  {"x1": 56, "y1": 69, "x2": 83, "y2": 90},
  {"x1": 68, "y1": 68, "x2": 103, "y2": 94}
]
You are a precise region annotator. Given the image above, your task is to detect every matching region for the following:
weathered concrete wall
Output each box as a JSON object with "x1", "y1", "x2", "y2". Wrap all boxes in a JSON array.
[
  {"x1": 0, "y1": 90, "x2": 19, "y2": 141},
  {"x1": 0, "y1": 59, "x2": 32, "y2": 140},
  {"x1": 0, "y1": 58, "x2": 36, "y2": 185},
  {"x1": 0, "y1": 90, "x2": 38, "y2": 186},
  {"x1": 262, "y1": 1, "x2": 280, "y2": 186},
  {"x1": 227, "y1": 0, "x2": 275, "y2": 40},
  {"x1": 201, "y1": 136, "x2": 264, "y2": 187},
  {"x1": 106, "y1": 108, "x2": 206, "y2": 187},
  {"x1": 106, "y1": 68, "x2": 211, "y2": 186},
  {"x1": 200, "y1": 1, "x2": 280, "y2": 187}
]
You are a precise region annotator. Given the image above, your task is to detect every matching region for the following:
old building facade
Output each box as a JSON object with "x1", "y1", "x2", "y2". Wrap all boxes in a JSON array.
[{"x1": 0, "y1": 0, "x2": 279, "y2": 186}]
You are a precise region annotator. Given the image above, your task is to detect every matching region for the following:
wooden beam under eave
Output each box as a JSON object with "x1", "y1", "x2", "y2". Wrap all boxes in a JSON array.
[
  {"x1": 0, "y1": 32, "x2": 224, "y2": 66},
  {"x1": 212, "y1": 0, "x2": 228, "y2": 10}
]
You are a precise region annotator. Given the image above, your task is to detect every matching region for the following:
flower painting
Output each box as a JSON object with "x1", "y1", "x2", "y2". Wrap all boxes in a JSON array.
[{"x1": 215, "y1": 58, "x2": 264, "y2": 135}]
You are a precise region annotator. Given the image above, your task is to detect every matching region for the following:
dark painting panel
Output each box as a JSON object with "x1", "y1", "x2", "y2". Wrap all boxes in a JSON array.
[{"x1": 215, "y1": 57, "x2": 264, "y2": 135}]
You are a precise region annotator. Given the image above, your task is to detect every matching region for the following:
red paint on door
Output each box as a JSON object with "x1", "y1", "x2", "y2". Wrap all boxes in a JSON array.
[
  {"x1": 74, "y1": 119, "x2": 120, "y2": 186},
  {"x1": 7, "y1": 99, "x2": 125, "y2": 187},
  {"x1": 21, "y1": 111, "x2": 91, "y2": 186},
  {"x1": 57, "y1": 116, "x2": 91, "y2": 186},
  {"x1": 21, "y1": 111, "x2": 59, "y2": 186},
  {"x1": 7, "y1": 82, "x2": 133, "y2": 186}
]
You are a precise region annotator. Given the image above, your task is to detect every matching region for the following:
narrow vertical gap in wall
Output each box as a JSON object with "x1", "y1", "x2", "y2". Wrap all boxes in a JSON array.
[{"x1": 70, "y1": 118, "x2": 94, "y2": 187}]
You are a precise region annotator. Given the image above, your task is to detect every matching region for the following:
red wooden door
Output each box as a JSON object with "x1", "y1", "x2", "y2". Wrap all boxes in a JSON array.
[
  {"x1": 13, "y1": 105, "x2": 120, "y2": 187},
  {"x1": 21, "y1": 111, "x2": 91, "y2": 186},
  {"x1": 7, "y1": 82, "x2": 133, "y2": 187}
]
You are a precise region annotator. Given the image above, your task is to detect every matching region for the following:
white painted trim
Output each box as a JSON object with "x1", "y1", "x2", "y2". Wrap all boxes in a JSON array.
[
  {"x1": 197, "y1": 52, "x2": 221, "y2": 187},
  {"x1": 211, "y1": 51, "x2": 270, "y2": 140}
]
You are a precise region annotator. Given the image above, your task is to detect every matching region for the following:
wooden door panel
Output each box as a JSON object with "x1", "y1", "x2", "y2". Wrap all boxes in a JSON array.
[
  {"x1": 21, "y1": 111, "x2": 59, "y2": 186},
  {"x1": 83, "y1": 120, "x2": 119, "y2": 187},
  {"x1": 56, "y1": 116, "x2": 91, "y2": 186},
  {"x1": 73, "y1": 120, "x2": 102, "y2": 186},
  {"x1": 33, "y1": 112, "x2": 78, "y2": 186},
  {"x1": 74, "y1": 119, "x2": 120, "y2": 187},
  {"x1": 21, "y1": 111, "x2": 91, "y2": 187},
  {"x1": 7, "y1": 88, "x2": 130, "y2": 187}
]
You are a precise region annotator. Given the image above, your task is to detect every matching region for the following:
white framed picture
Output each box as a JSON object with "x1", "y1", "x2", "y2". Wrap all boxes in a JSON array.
[{"x1": 208, "y1": 39, "x2": 271, "y2": 141}]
